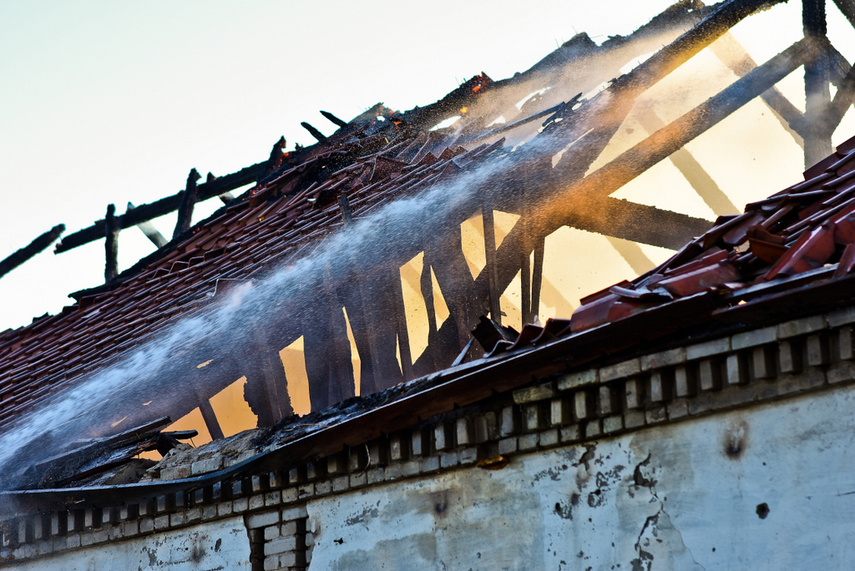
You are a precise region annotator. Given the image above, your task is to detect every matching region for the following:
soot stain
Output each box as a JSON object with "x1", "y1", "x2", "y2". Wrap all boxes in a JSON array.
[
  {"x1": 587, "y1": 488, "x2": 604, "y2": 508},
  {"x1": 724, "y1": 420, "x2": 749, "y2": 459}
]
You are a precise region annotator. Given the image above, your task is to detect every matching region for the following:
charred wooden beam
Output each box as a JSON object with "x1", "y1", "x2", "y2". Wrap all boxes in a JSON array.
[
  {"x1": 0, "y1": 224, "x2": 64, "y2": 280},
  {"x1": 127, "y1": 202, "x2": 167, "y2": 248},
  {"x1": 322, "y1": 265, "x2": 358, "y2": 403},
  {"x1": 335, "y1": 207, "x2": 396, "y2": 396},
  {"x1": 615, "y1": 0, "x2": 787, "y2": 96},
  {"x1": 567, "y1": 198, "x2": 713, "y2": 249},
  {"x1": 833, "y1": 0, "x2": 855, "y2": 29},
  {"x1": 207, "y1": 172, "x2": 236, "y2": 204},
  {"x1": 827, "y1": 44, "x2": 853, "y2": 86},
  {"x1": 244, "y1": 336, "x2": 293, "y2": 426},
  {"x1": 303, "y1": 308, "x2": 338, "y2": 412},
  {"x1": 173, "y1": 168, "x2": 201, "y2": 239},
  {"x1": 104, "y1": 204, "x2": 119, "y2": 282},
  {"x1": 463, "y1": 102, "x2": 568, "y2": 146},
  {"x1": 427, "y1": 228, "x2": 481, "y2": 352},
  {"x1": 531, "y1": 236, "x2": 545, "y2": 319},
  {"x1": 420, "y1": 251, "x2": 441, "y2": 370},
  {"x1": 321, "y1": 110, "x2": 349, "y2": 128},
  {"x1": 481, "y1": 206, "x2": 502, "y2": 325},
  {"x1": 55, "y1": 161, "x2": 267, "y2": 253},
  {"x1": 338, "y1": 193, "x2": 354, "y2": 224},
  {"x1": 388, "y1": 266, "x2": 414, "y2": 381},
  {"x1": 532, "y1": 0, "x2": 788, "y2": 165},
  {"x1": 520, "y1": 220, "x2": 532, "y2": 325},
  {"x1": 803, "y1": 0, "x2": 833, "y2": 167},
  {"x1": 304, "y1": 266, "x2": 357, "y2": 409},
  {"x1": 260, "y1": 137, "x2": 288, "y2": 183},
  {"x1": 341, "y1": 278, "x2": 404, "y2": 396},
  {"x1": 198, "y1": 399, "x2": 225, "y2": 441},
  {"x1": 301, "y1": 122, "x2": 328, "y2": 143}
]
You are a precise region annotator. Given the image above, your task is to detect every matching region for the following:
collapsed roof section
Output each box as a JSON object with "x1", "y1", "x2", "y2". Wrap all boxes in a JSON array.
[
  {"x1": 1, "y1": 0, "x2": 855, "y2": 484},
  {"x1": 10, "y1": 133, "x2": 855, "y2": 498}
]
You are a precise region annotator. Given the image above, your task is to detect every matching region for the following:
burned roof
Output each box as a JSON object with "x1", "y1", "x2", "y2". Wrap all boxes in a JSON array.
[{"x1": 2, "y1": 0, "x2": 855, "y2": 498}]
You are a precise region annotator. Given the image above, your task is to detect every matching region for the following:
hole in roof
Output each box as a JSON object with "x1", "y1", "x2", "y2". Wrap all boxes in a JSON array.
[
  {"x1": 515, "y1": 88, "x2": 550, "y2": 110},
  {"x1": 430, "y1": 115, "x2": 461, "y2": 131},
  {"x1": 619, "y1": 50, "x2": 657, "y2": 75},
  {"x1": 581, "y1": 80, "x2": 611, "y2": 101}
]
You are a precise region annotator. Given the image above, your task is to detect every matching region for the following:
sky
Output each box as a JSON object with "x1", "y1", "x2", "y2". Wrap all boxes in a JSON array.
[{"x1": 2, "y1": 1, "x2": 855, "y2": 332}]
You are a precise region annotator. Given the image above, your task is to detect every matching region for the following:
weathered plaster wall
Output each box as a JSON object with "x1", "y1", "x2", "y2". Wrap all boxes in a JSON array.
[
  {"x1": 307, "y1": 385, "x2": 855, "y2": 570},
  {"x1": 5, "y1": 517, "x2": 250, "y2": 570}
]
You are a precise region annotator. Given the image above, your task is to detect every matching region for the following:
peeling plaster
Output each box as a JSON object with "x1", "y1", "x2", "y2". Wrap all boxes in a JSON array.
[
  {"x1": 307, "y1": 386, "x2": 855, "y2": 569},
  {"x1": 4, "y1": 518, "x2": 250, "y2": 570}
]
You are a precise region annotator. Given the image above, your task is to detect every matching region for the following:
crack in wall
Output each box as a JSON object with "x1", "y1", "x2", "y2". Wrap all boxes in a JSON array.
[{"x1": 628, "y1": 448, "x2": 706, "y2": 570}]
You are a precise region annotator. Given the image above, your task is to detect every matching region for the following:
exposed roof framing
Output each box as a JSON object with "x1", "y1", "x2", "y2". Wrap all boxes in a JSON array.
[{"x1": 4, "y1": 0, "x2": 855, "y2": 490}]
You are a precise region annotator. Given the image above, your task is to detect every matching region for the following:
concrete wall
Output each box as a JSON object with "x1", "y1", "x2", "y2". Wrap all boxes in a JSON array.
[
  {"x1": 4, "y1": 517, "x2": 250, "y2": 570},
  {"x1": 306, "y1": 385, "x2": 855, "y2": 570}
]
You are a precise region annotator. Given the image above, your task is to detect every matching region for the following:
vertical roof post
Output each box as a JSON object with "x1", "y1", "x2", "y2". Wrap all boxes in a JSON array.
[
  {"x1": 104, "y1": 204, "x2": 119, "y2": 282},
  {"x1": 803, "y1": 0, "x2": 833, "y2": 167},
  {"x1": 173, "y1": 168, "x2": 201, "y2": 240}
]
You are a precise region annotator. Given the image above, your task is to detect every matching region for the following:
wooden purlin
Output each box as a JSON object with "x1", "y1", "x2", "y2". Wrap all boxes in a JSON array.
[
  {"x1": 834, "y1": 0, "x2": 855, "y2": 28},
  {"x1": 0, "y1": 224, "x2": 64, "y2": 280},
  {"x1": 54, "y1": 161, "x2": 268, "y2": 253}
]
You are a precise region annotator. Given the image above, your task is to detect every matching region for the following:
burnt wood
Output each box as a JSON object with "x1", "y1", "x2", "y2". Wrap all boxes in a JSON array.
[
  {"x1": 321, "y1": 110, "x2": 349, "y2": 128},
  {"x1": 55, "y1": 161, "x2": 268, "y2": 253},
  {"x1": 0, "y1": 224, "x2": 64, "y2": 280},
  {"x1": 173, "y1": 168, "x2": 201, "y2": 239},
  {"x1": 104, "y1": 204, "x2": 119, "y2": 282},
  {"x1": 301, "y1": 122, "x2": 328, "y2": 143},
  {"x1": 833, "y1": 0, "x2": 855, "y2": 29}
]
